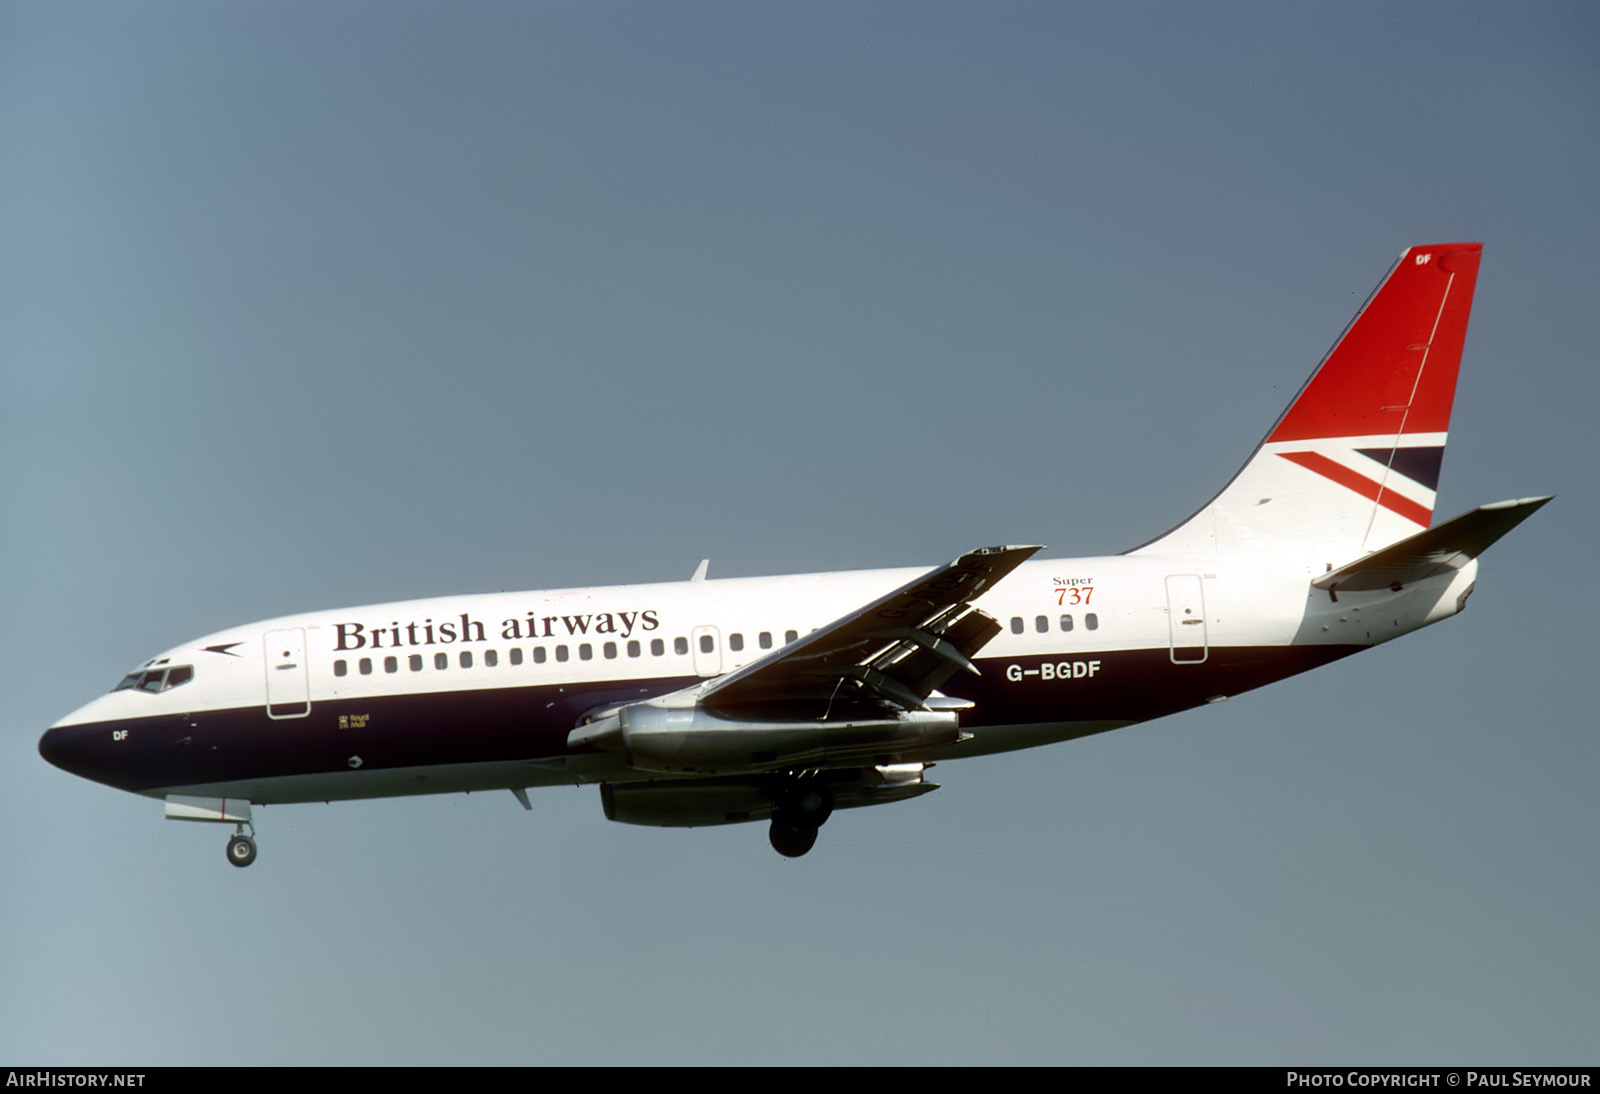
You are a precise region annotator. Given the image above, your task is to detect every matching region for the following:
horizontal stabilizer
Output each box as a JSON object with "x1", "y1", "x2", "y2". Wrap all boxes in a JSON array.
[{"x1": 1313, "y1": 496, "x2": 1552, "y2": 592}]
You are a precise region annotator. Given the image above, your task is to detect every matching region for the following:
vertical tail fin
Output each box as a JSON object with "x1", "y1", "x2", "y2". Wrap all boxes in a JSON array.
[{"x1": 1129, "y1": 243, "x2": 1483, "y2": 557}]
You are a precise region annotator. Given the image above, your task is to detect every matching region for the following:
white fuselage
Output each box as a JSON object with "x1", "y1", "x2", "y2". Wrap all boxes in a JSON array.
[{"x1": 45, "y1": 550, "x2": 1475, "y2": 806}]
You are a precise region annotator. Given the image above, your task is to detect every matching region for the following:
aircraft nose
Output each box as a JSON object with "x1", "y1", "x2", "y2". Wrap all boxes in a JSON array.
[
  {"x1": 39, "y1": 722, "x2": 135, "y2": 788},
  {"x1": 39, "y1": 724, "x2": 87, "y2": 774}
]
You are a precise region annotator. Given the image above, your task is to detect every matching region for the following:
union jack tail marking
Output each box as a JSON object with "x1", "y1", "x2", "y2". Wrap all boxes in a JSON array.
[{"x1": 1131, "y1": 243, "x2": 1482, "y2": 558}]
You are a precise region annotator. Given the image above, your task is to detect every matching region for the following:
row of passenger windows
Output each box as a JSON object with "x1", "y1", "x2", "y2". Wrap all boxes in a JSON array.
[
  {"x1": 332, "y1": 614, "x2": 1103, "y2": 679},
  {"x1": 1011, "y1": 613, "x2": 1099, "y2": 634},
  {"x1": 332, "y1": 629, "x2": 802, "y2": 678},
  {"x1": 117, "y1": 615, "x2": 1105, "y2": 691}
]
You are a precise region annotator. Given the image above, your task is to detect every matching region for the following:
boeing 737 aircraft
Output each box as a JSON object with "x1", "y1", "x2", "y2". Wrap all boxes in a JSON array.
[{"x1": 40, "y1": 243, "x2": 1548, "y2": 865}]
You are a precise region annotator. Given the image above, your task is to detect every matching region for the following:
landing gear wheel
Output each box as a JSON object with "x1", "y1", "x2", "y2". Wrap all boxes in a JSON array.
[
  {"x1": 227, "y1": 834, "x2": 257, "y2": 868},
  {"x1": 769, "y1": 820, "x2": 818, "y2": 858}
]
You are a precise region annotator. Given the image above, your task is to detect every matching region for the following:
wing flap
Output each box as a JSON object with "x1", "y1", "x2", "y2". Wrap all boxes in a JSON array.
[{"x1": 870, "y1": 609, "x2": 1003, "y2": 701}]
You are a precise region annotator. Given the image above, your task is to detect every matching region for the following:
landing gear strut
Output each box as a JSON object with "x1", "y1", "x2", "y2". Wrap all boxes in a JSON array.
[
  {"x1": 768, "y1": 778, "x2": 834, "y2": 858},
  {"x1": 226, "y1": 823, "x2": 257, "y2": 868}
]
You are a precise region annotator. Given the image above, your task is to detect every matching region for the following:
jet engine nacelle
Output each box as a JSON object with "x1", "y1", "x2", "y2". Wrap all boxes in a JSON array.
[
  {"x1": 601, "y1": 762, "x2": 940, "y2": 827},
  {"x1": 569, "y1": 699, "x2": 961, "y2": 776}
]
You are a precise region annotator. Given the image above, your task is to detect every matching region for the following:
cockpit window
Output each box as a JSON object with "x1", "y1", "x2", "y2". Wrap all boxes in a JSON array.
[{"x1": 113, "y1": 665, "x2": 195, "y2": 694}]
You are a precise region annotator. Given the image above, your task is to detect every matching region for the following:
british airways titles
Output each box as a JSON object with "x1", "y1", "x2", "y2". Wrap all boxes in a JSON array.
[{"x1": 333, "y1": 609, "x2": 662, "y2": 652}]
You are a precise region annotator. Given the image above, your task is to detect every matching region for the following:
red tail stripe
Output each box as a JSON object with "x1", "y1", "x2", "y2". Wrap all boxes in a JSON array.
[{"x1": 1278, "y1": 451, "x2": 1433, "y2": 527}]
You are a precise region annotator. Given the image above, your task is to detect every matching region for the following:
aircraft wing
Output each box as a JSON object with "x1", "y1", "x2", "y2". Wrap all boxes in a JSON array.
[{"x1": 698, "y1": 544, "x2": 1042, "y2": 718}]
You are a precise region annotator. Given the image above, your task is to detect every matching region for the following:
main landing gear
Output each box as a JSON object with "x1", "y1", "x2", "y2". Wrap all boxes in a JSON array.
[
  {"x1": 768, "y1": 779, "x2": 834, "y2": 859},
  {"x1": 226, "y1": 823, "x2": 257, "y2": 868}
]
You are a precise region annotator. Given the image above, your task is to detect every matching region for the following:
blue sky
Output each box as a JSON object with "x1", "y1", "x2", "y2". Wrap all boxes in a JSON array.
[{"x1": 4, "y1": 1, "x2": 1596, "y2": 1065}]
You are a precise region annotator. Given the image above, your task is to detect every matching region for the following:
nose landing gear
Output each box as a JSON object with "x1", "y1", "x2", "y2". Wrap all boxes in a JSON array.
[{"x1": 226, "y1": 823, "x2": 257, "y2": 868}]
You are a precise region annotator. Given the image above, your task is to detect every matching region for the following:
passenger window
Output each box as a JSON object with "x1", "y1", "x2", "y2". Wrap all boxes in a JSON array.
[
  {"x1": 785, "y1": 630, "x2": 798, "y2": 644},
  {"x1": 759, "y1": 631, "x2": 772, "y2": 649},
  {"x1": 435, "y1": 652, "x2": 448, "y2": 670},
  {"x1": 556, "y1": 646, "x2": 569, "y2": 662},
  {"x1": 485, "y1": 649, "x2": 498, "y2": 667},
  {"x1": 603, "y1": 642, "x2": 617, "y2": 659},
  {"x1": 730, "y1": 633, "x2": 744, "y2": 652},
  {"x1": 675, "y1": 637, "x2": 689, "y2": 656},
  {"x1": 627, "y1": 640, "x2": 640, "y2": 657},
  {"x1": 509, "y1": 648, "x2": 523, "y2": 666},
  {"x1": 534, "y1": 647, "x2": 548, "y2": 664},
  {"x1": 1086, "y1": 613, "x2": 1099, "y2": 630},
  {"x1": 334, "y1": 660, "x2": 348, "y2": 678},
  {"x1": 1010, "y1": 617, "x2": 1024, "y2": 635},
  {"x1": 460, "y1": 651, "x2": 473, "y2": 669},
  {"x1": 579, "y1": 643, "x2": 593, "y2": 661},
  {"x1": 409, "y1": 654, "x2": 423, "y2": 671},
  {"x1": 1036, "y1": 615, "x2": 1048, "y2": 633},
  {"x1": 651, "y1": 638, "x2": 665, "y2": 656},
  {"x1": 699, "y1": 634, "x2": 714, "y2": 654},
  {"x1": 359, "y1": 658, "x2": 373, "y2": 676},
  {"x1": 384, "y1": 656, "x2": 398, "y2": 674},
  {"x1": 163, "y1": 665, "x2": 193, "y2": 690},
  {"x1": 1060, "y1": 615, "x2": 1073, "y2": 632}
]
